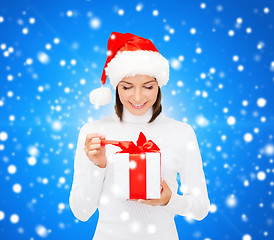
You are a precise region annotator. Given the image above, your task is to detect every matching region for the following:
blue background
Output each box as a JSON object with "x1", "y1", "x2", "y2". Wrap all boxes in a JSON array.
[{"x1": 0, "y1": 0, "x2": 273, "y2": 239}]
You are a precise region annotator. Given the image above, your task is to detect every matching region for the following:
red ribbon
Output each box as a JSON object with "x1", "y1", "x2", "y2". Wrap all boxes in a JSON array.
[{"x1": 100, "y1": 132, "x2": 160, "y2": 153}]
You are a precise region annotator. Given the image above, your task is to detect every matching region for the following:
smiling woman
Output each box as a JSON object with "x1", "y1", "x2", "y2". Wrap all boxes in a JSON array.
[{"x1": 69, "y1": 32, "x2": 210, "y2": 240}]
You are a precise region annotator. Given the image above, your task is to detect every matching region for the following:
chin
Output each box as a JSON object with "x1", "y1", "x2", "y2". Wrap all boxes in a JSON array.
[
  {"x1": 126, "y1": 104, "x2": 150, "y2": 116},
  {"x1": 128, "y1": 108, "x2": 147, "y2": 115}
]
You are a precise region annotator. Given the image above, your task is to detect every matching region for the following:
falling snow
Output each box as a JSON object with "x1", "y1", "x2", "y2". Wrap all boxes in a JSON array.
[{"x1": 0, "y1": 1, "x2": 273, "y2": 240}]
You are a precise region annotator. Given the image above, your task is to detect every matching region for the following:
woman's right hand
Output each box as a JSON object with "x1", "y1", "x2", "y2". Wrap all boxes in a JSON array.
[{"x1": 84, "y1": 133, "x2": 107, "y2": 168}]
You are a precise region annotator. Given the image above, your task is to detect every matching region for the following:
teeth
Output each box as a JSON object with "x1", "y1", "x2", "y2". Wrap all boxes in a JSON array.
[{"x1": 132, "y1": 103, "x2": 144, "y2": 107}]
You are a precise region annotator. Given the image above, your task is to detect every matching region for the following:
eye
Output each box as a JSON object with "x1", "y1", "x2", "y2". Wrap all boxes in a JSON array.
[
  {"x1": 144, "y1": 86, "x2": 154, "y2": 90},
  {"x1": 122, "y1": 86, "x2": 132, "y2": 90}
]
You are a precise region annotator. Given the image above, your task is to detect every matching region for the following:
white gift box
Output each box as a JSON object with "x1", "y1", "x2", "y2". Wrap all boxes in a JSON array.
[{"x1": 113, "y1": 152, "x2": 161, "y2": 199}]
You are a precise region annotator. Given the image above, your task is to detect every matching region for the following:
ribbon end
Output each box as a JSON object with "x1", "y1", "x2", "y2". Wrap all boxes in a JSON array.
[{"x1": 137, "y1": 132, "x2": 147, "y2": 146}]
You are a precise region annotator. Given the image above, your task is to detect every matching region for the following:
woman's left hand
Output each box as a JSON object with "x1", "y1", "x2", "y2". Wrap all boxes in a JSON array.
[{"x1": 130, "y1": 178, "x2": 172, "y2": 206}]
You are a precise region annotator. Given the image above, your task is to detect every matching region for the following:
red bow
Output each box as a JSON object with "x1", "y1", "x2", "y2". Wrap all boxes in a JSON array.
[{"x1": 100, "y1": 132, "x2": 160, "y2": 153}]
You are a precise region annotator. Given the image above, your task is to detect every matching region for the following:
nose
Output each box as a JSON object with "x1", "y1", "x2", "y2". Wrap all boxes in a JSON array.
[{"x1": 133, "y1": 88, "x2": 142, "y2": 103}]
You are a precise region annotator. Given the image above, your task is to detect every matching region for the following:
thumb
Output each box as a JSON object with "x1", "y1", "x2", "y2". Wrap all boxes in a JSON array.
[
  {"x1": 100, "y1": 134, "x2": 106, "y2": 140},
  {"x1": 99, "y1": 134, "x2": 106, "y2": 148},
  {"x1": 100, "y1": 134, "x2": 106, "y2": 143},
  {"x1": 160, "y1": 178, "x2": 167, "y2": 188}
]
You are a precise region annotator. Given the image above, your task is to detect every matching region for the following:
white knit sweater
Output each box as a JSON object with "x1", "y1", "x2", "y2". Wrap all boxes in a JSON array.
[{"x1": 69, "y1": 107, "x2": 210, "y2": 240}]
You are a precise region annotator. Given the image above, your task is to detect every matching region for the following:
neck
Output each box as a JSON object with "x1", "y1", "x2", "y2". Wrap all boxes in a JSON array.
[{"x1": 122, "y1": 107, "x2": 153, "y2": 124}]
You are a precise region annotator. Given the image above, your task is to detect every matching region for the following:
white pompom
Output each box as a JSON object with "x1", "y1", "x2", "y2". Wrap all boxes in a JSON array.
[{"x1": 89, "y1": 86, "x2": 112, "y2": 106}]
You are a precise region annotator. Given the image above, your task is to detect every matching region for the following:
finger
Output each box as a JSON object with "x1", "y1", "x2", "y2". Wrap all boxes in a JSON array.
[
  {"x1": 86, "y1": 134, "x2": 106, "y2": 147},
  {"x1": 88, "y1": 144, "x2": 101, "y2": 151},
  {"x1": 100, "y1": 134, "x2": 105, "y2": 140},
  {"x1": 99, "y1": 135, "x2": 106, "y2": 146},
  {"x1": 85, "y1": 133, "x2": 101, "y2": 146},
  {"x1": 90, "y1": 135, "x2": 106, "y2": 147},
  {"x1": 128, "y1": 199, "x2": 138, "y2": 202},
  {"x1": 160, "y1": 178, "x2": 168, "y2": 188},
  {"x1": 91, "y1": 138, "x2": 101, "y2": 144},
  {"x1": 138, "y1": 199, "x2": 160, "y2": 206},
  {"x1": 87, "y1": 149, "x2": 98, "y2": 157}
]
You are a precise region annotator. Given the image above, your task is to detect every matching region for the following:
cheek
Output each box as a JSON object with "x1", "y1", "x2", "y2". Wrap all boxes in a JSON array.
[
  {"x1": 118, "y1": 91, "x2": 131, "y2": 102},
  {"x1": 146, "y1": 89, "x2": 158, "y2": 101}
]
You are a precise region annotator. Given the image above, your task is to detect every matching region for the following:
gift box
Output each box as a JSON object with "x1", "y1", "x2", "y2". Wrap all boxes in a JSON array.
[{"x1": 101, "y1": 132, "x2": 161, "y2": 199}]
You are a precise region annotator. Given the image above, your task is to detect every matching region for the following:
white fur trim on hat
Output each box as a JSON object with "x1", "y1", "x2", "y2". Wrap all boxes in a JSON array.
[
  {"x1": 89, "y1": 86, "x2": 112, "y2": 106},
  {"x1": 105, "y1": 50, "x2": 169, "y2": 88}
]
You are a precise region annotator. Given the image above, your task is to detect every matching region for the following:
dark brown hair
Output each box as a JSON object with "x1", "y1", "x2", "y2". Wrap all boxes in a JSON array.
[{"x1": 115, "y1": 86, "x2": 162, "y2": 123}]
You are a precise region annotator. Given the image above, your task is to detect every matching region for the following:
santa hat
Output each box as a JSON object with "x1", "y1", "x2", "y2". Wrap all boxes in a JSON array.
[{"x1": 89, "y1": 32, "x2": 170, "y2": 106}]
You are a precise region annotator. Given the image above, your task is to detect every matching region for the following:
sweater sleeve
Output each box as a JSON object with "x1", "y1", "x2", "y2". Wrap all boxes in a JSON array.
[
  {"x1": 162, "y1": 124, "x2": 210, "y2": 221},
  {"x1": 69, "y1": 123, "x2": 107, "y2": 222}
]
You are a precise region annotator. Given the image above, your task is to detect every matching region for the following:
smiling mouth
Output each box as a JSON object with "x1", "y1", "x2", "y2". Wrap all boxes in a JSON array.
[{"x1": 130, "y1": 101, "x2": 147, "y2": 109}]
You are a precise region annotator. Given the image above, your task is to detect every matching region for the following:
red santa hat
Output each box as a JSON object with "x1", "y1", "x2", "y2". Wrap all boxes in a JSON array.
[{"x1": 89, "y1": 32, "x2": 170, "y2": 105}]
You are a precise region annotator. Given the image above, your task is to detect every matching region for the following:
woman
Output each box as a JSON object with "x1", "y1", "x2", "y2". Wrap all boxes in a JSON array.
[{"x1": 69, "y1": 32, "x2": 210, "y2": 240}]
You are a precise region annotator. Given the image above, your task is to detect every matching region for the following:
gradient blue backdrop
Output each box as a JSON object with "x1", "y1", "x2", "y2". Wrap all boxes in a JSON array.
[{"x1": 0, "y1": 0, "x2": 273, "y2": 239}]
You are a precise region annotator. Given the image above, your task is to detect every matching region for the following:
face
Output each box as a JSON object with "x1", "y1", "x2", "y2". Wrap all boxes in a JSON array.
[{"x1": 117, "y1": 75, "x2": 159, "y2": 116}]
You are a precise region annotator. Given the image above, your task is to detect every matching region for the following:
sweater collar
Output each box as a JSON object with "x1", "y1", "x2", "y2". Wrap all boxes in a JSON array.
[{"x1": 122, "y1": 106, "x2": 153, "y2": 124}]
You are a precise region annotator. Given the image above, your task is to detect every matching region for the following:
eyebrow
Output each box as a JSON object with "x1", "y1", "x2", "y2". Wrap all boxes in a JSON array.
[{"x1": 120, "y1": 80, "x2": 156, "y2": 85}]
